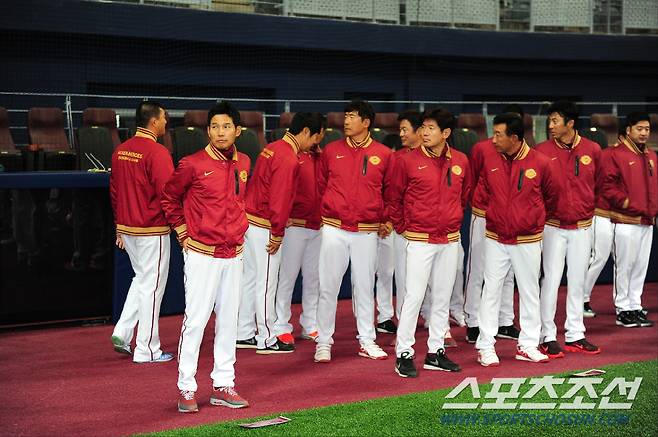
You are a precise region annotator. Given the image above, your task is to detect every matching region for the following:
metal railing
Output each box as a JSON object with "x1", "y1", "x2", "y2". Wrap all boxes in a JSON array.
[{"x1": 2, "y1": 91, "x2": 657, "y2": 147}]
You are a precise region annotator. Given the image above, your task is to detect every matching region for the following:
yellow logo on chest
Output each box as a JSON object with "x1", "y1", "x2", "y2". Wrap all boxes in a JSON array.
[
  {"x1": 239, "y1": 170, "x2": 248, "y2": 183},
  {"x1": 451, "y1": 165, "x2": 462, "y2": 176},
  {"x1": 369, "y1": 156, "x2": 381, "y2": 165},
  {"x1": 580, "y1": 155, "x2": 592, "y2": 165},
  {"x1": 525, "y1": 168, "x2": 537, "y2": 179}
]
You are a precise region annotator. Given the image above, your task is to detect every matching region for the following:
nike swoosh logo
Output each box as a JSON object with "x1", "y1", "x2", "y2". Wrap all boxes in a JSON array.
[
  {"x1": 629, "y1": 161, "x2": 635, "y2": 166},
  {"x1": 491, "y1": 168, "x2": 499, "y2": 172},
  {"x1": 336, "y1": 155, "x2": 345, "y2": 159},
  {"x1": 551, "y1": 157, "x2": 558, "y2": 160},
  {"x1": 418, "y1": 165, "x2": 427, "y2": 170},
  {"x1": 204, "y1": 171, "x2": 214, "y2": 176}
]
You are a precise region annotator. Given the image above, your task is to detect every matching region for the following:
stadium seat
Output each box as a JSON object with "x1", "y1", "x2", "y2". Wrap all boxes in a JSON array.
[
  {"x1": 28, "y1": 107, "x2": 70, "y2": 151},
  {"x1": 183, "y1": 110, "x2": 208, "y2": 129},
  {"x1": 590, "y1": 113, "x2": 619, "y2": 147},
  {"x1": 278, "y1": 112, "x2": 295, "y2": 128},
  {"x1": 327, "y1": 112, "x2": 345, "y2": 132},
  {"x1": 77, "y1": 126, "x2": 114, "y2": 170},
  {"x1": 319, "y1": 128, "x2": 343, "y2": 148},
  {"x1": 374, "y1": 113, "x2": 399, "y2": 131},
  {"x1": 458, "y1": 113, "x2": 488, "y2": 141},
  {"x1": 523, "y1": 114, "x2": 536, "y2": 147},
  {"x1": 0, "y1": 107, "x2": 22, "y2": 172},
  {"x1": 451, "y1": 128, "x2": 479, "y2": 156},
  {"x1": 649, "y1": 113, "x2": 658, "y2": 149},
  {"x1": 236, "y1": 128, "x2": 261, "y2": 169},
  {"x1": 82, "y1": 108, "x2": 121, "y2": 146},
  {"x1": 579, "y1": 127, "x2": 609, "y2": 149},
  {"x1": 381, "y1": 133, "x2": 402, "y2": 150},
  {"x1": 239, "y1": 111, "x2": 265, "y2": 147},
  {"x1": 173, "y1": 126, "x2": 207, "y2": 164}
]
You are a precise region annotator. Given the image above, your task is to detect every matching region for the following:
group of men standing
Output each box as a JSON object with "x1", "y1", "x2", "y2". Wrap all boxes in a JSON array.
[{"x1": 108, "y1": 99, "x2": 656, "y2": 410}]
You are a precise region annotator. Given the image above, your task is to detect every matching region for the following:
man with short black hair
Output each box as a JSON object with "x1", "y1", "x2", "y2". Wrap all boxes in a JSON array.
[
  {"x1": 602, "y1": 112, "x2": 656, "y2": 328},
  {"x1": 314, "y1": 99, "x2": 393, "y2": 363},
  {"x1": 237, "y1": 112, "x2": 325, "y2": 354},
  {"x1": 476, "y1": 113, "x2": 558, "y2": 367},
  {"x1": 110, "y1": 100, "x2": 174, "y2": 364},
  {"x1": 536, "y1": 101, "x2": 602, "y2": 358},
  {"x1": 162, "y1": 101, "x2": 251, "y2": 413}
]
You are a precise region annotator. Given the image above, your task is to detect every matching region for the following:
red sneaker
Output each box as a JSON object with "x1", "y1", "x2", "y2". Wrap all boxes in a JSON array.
[
  {"x1": 210, "y1": 386, "x2": 249, "y2": 409},
  {"x1": 277, "y1": 333, "x2": 295, "y2": 345},
  {"x1": 564, "y1": 339, "x2": 601, "y2": 355},
  {"x1": 178, "y1": 390, "x2": 198, "y2": 413}
]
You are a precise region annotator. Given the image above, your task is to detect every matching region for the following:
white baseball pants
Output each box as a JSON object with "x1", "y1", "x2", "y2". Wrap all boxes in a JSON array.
[
  {"x1": 393, "y1": 231, "x2": 407, "y2": 320},
  {"x1": 112, "y1": 234, "x2": 170, "y2": 363},
  {"x1": 476, "y1": 239, "x2": 541, "y2": 351},
  {"x1": 274, "y1": 226, "x2": 321, "y2": 336},
  {"x1": 375, "y1": 233, "x2": 395, "y2": 323},
  {"x1": 540, "y1": 225, "x2": 591, "y2": 343},
  {"x1": 177, "y1": 250, "x2": 243, "y2": 392},
  {"x1": 612, "y1": 223, "x2": 653, "y2": 312},
  {"x1": 237, "y1": 225, "x2": 281, "y2": 348},
  {"x1": 396, "y1": 241, "x2": 459, "y2": 357},
  {"x1": 316, "y1": 226, "x2": 378, "y2": 346},
  {"x1": 583, "y1": 215, "x2": 613, "y2": 303}
]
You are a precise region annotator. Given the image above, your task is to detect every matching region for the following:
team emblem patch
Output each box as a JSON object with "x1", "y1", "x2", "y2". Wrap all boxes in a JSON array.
[
  {"x1": 525, "y1": 168, "x2": 537, "y2": 179},
  {"x1": 369, "y1": 156, "x2": 381, "y2": 165},
  {"x1": 451, "y1": 165, "x2": 462, "y2": 176},
  {"x1": 580, "y1": 155, "x2": 592, "y2": 165},
  {"x1": 239, "y1": 170, "x2": 248, "y2": 182}
]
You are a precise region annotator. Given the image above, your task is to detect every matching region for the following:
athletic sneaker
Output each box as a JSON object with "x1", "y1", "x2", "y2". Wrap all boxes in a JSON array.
[
  {"x1": 277, "y1": 333, "x2": 295, "y2": 345},
  {"x1": 634, "y1": 310, "x2": 654, "y2": 327},
  {"x1": 111, "y1": 335, "x2": 131, "y2": 355},
  {"x1": 314, "y1": 344, "x2": 331, "y2": 363},
  {"x1": 444, "y1": 330, "x2": 458, "y2": 348},
  {"x1": 616, "y1": 311, "x2": 640, "y2": 328},
  {"x1": 358, "y1": 342, "x2": 388, "y2": 360},
  {"x1": 178, "y1": 390, "x2": 198, "y2": 413},
  {"x1": 300, "y1": 330, "x2": 318, "y2": 341},
  {"x1": 376, "y1": 319, "x2": 397, "y2": 334},
  {"x1": 424, "y1": 348, "x2": 460, "y2": 372},
  {"x1": 564, "y1": 338, "x2": 601, "y2": 355},
  {"x1": 134, "y1": 351, "x2": 175, "y2": 363},
  {"x1": 256, "y1": 339, "x2": 295, "y2": 354},
  {"x1": 477, "y1": 348, "x2": 499, "y2": 367},
  {"x1": 210, "y1": 386, "x2": 249, "y2": 409},
  {"x1": 449, "y1": 313, "x2": 466, "y2": 327},
  {"x1": 539, "y1": 341, "x2": 565, "y2": 359},
  {"x1": 583, "y1": 302, "x2": 596, "y2": 318},
  {"x1": 496, "y1": 325, "x2": 520, "y2": 340},
  {"x1": 516, "y1": 346, "x2": 549, "y2": 363},
  {"x1": 236, "y1": 337, "x2": 258, "y2": 349},
  {"x1": 395, "y1": 352, "x2": 417, "y2": 378},
  {"x1": 466, "y1": 326, "x2": 479, "y2": 344}
]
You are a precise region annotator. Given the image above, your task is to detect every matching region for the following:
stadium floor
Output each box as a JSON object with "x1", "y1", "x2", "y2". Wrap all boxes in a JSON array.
[{"x1": 0, "y1": 283, "x2": 656, "y2": 436}]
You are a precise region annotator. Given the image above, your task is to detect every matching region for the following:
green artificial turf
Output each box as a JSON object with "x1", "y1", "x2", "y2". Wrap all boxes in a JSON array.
[{"x1": 145, "y1": 359, "x2": 657, "y2": 437}]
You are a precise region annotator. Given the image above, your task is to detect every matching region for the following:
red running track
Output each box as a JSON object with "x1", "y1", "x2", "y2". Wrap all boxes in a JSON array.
[{"x1": 0, "y1": 284, "x2": 656, "y2": 436}]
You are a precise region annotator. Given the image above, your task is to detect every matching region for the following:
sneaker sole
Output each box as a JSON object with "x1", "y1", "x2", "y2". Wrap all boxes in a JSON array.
[
  {"x1": 177, "y1": 405, "x2": 199, "y2": 413},
  {"x1": 113, "y1": 345, "x2": 132, "y2": 355},
  {"x1": 564, "y1": 345, "x2": 601, "y2": 355},
  {"x1": 583, "y1": 313, "x2": 596, "y2": 318},
  {"x1": 423, "y1": 364, "x2": 460, "y2": 372},
  {"x1": 358, "y1": 352, "x2": 388, "y2": 360},
  {"x1": 210, "y1": 399, "x2": 249, "y2": 409},
  {"x1": 256, "y1": 349, "x2": 295, "y2": 354},
  {"x1": 395, "y1": 367, "x2": 417, "y2": 378},
  {"x1": 300, "y1": 335, "x2": 318, "y2": 341},
  {"x1": 111, "y1": 336, "x2": 132, "y2": 355},
  {"x1": 376, "y1": 328, "x2": 396, "y2": 334},
  {"x1": 236, "y1": 344, "x2": 258, "y2": 349},
  {"x1": 515, "y1": 354, "x2": 549, "y2": 363},
  {"x1": 638, "y1": 322, "x2": 654, "y2": 328},
  {"x1": 495, "y1": 334, "x2": 519, "y2": 340},
  {"x1": 466, "y1": 338, "x2": 477, "y2": 344},
  {"x1": 615, "y1": 320, "x2": 640, "y2": 328},
  {"x1": 478, "y1": 360, "x2": 499, "y2": 367},
  {"x1": 314, "y1": 357, "x2": 331, "y2": 363}
]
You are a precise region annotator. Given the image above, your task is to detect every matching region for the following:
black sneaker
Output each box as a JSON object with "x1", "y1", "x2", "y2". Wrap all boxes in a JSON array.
[
  {"x1": 496, "y1": 325, "x2": 520, "y2": 340},
  {"x1": 236, "y1": 337, "x2": 258, "y2": 349},
  {"x1": 256, "y1": 339, "x2": 295, "y2": 354},
  {"x1": 616, "y1": 311, "x2": 640, "y2": 328},
  {"x1": 539, "y1": 340, "x2": 565, "y2": 359},
  {"x1": 583, "y1": 302, "x2": 596, "y2": 318},
  {"x1": 564, "y1": 338, "x2": 601, "y2": 355},
  {"x1": 465, "y1": 326, "x2": 479, "y2": 344},
  {"x1": 395, "y1": 352, "x2": 417, "y2": 378},
  {"x1": 423, "y1": 348, "x2": 461, "y2": 372},
  {"x1": 376, "y1": 319, "x2": 397, "y2": 334},
  {"x1": 634, "y1": 310, "x2": 654, "y2": 328}
]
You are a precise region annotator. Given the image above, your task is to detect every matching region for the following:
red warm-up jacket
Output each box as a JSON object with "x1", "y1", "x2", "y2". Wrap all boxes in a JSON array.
[
  {"x1": 319, "y1": 134, "x2": 393, "y2": 232},
  {"x1": 535, "y1": 134, "x2": 601, "y2": 229},
  {"x1": 389, "y1": 145, "x2": 471, "y2": 244},
  {"x1": 289, "y1": 149, "x2": 322, "y2": 230},
  {"x1": 161, "y1": 145, "x2": 250, "y2": 258},
  {"x1": 110, "y1": 128, "x2": 174, "y2": 236},
  {"x1": 468, "y1": 138, "x2": 496, "y2": 218}
]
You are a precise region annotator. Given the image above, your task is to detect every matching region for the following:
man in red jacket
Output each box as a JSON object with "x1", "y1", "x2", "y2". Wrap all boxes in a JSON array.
[
  {"x1": 110, "y1": 100, "x2": 174, "y2": 364},
  {"x1": 314, "y1": 100, "x2": 393, "y2": 363},
  {"x1": 602, "y1": 112, "x2": 656, "y2": 328},
  {"x1": 389, "y1": 108, "x2": 471, "y2": 378},
  {"x1": 162, "y1": 102, "x2": 251, "y2": 413},
  {"x1": 536, "y1": 101, "x2": 602, "y2": 358},
  {"x1": 273, "y1": 115, "x2": 326, "y2": 343},
  {"x1": 476, "y1": 113, "x2": 558, "y2": 367},
  {"x1": 237, "y1": 112, "x2": 325, "y2": 353}
]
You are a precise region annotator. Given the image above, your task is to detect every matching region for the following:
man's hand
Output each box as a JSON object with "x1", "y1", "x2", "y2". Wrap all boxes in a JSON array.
[
  {"x1": 115, "y1": 234, "x2": 125, "y2": 250},
  {"x1": 266, "y1": 238, "x2": 282, "y2": 255},
  {"x1": 378, "y1": 222, "x2": 393, "y2": 238},
  {"x1": 181, "y1": 237, "x2": 189, "y2": 253}
]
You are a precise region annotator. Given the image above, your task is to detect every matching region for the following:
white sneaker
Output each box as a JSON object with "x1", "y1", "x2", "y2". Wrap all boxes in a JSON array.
[
  {"x1": 478, "y1": 348, "x2": 500, "y2": 367},
  {"x1": 516, "y1": 345, "x2": 549, "y2": 363},
  {"x1": 314, "y1": 344, "x2": 331, "y2": 363},
  {"x1": 358, "y1": 342, "x2": 388, "y2": 360}
]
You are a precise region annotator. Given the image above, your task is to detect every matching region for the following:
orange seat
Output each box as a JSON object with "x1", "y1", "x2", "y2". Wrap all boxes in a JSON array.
[
  {"x1": 590, "y1": 114, "x2": 619, "y2": 147},
  {"x1": 0, "y1": 107, "x2": 16, "y2": 150},
  {"x1": 239, "y1": 111, "x2": 265, "y2": 147},
  {"x1": 457, "y1": 113, "x2": 487, "y2": 141},
  {"x1": 82, "y1": 108, "x2": 121, "y2": 146},
  {"x1": 28, "y1": 107, "x2": 70, "y2": 151},
  {"x1": 183, "y1": 110, "x2": 208, "y2": 129}
]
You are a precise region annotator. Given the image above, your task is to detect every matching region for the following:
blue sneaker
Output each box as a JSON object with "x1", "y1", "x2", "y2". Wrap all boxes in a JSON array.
[
  {"x1": 135, "y1": 352, "x2": 175, "y2": 363},
  {"x1": 111, "y1": 335, "x2": 131, "y2": 355}
]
